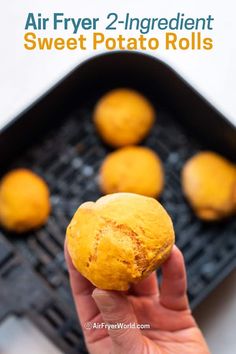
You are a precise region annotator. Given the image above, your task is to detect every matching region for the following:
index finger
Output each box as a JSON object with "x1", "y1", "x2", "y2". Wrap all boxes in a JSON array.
[
  {"x1": 129, "y1": 272, "x2": 159, "y2": 297},
  {"x1": 160, "y1": 245, "x2": 189, "y2": 311}
]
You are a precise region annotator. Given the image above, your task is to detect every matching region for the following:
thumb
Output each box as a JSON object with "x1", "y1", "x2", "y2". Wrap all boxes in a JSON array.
[{"x1": 92, "y1": 289, "x2": 144, "y2": 354}]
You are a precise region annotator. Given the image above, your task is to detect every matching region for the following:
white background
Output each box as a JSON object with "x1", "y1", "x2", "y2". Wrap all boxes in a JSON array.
[
  {"x1": 0, "y1": 1, "x2": 236, "y2": 353},
  {"x1": 0, "y1": 0, "x2": 236, "y2": 128}
]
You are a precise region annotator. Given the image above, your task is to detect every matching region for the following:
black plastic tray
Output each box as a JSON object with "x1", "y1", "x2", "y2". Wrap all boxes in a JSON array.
[{"x1": 0, "y1": 52, "x2": 236, "y2": 354}]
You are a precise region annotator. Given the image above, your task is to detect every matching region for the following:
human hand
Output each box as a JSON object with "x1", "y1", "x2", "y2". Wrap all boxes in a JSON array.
[{"x1": 65, "y1": 245, "x2": 210, "y2": 354}]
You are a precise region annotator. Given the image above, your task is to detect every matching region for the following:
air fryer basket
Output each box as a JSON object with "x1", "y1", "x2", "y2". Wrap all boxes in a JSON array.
[{"x1": 0, "y1": 52, "x2": 236, "y2": 354}]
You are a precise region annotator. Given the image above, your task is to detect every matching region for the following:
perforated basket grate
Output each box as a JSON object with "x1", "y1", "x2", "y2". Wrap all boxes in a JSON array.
[{"x1": 1, "y1": 99, "x2": 236, "y2": 353}]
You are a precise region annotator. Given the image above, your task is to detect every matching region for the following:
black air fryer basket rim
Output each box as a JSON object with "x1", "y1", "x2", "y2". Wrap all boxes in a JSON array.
[{"x1": 0, "y1": 51, "x2": 236, "y2": 354}]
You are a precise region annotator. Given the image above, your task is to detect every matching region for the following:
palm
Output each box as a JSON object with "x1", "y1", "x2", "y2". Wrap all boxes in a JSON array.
[
  {"x1": 130, "y1": 295, "x2": 208, "y2": 354},
  {"x1": 65, "y1": 246, "x2": 209, "y2": 354},
  {"x1": 83, "y1": 293, "x2": 208, "y2": 354}
]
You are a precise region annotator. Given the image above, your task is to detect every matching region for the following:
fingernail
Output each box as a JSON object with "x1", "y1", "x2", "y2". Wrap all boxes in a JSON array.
[{"x1": 92, "y1": 289, "x2": 118, "y2": 310}]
